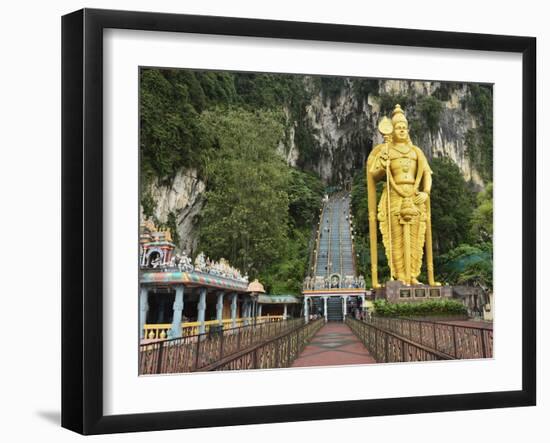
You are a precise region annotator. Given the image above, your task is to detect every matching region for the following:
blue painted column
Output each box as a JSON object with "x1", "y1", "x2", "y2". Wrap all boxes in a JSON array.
[
  {"x1": 198, "y1": 288, "x2": 207, "y2": 334},
  {"x1": 323, "y1": 296, "x2": 328, "y2": 323},
  {"x1": 304, "y1": 296, "x2": 309, "y2": 324},
  {"x1": 230, "y1": 293, "x2": 238, "y2": 328},
  {"x1": 169, "y1": 285, "x2": 185, "y2": 339},
  {"x1": 283, "y1": 303, "x2": 288, "y2": 320},
  {"x1": 257, "y1": 303, "x2": 262, "y2": 318},
  {"x1": 216, "y1": 291, "x2": 224, "y2": 325},
  {"x1": 139, "y1": 286, "x2": 149, "y2": 340}
]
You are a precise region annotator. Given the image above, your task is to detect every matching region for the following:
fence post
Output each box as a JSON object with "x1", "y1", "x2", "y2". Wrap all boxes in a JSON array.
[
  {"x1": 480, "y1": 329, "x2": 488, "y2": 358},
  {"x1": 385, "y1": 333, "x2": 389, "y2": 363},
  {"x1": 451, "y1": 325, "x2": 458, "y2": 358},
  {"x1": 287, "y1": 334, "x2": 291, "y2": 366},
  {"x1": 156, "y1": 342, "x2": 165, "y2": 374},
  {"x1": 275, "y1": 337, "x2": 280, "y2": 368},
  {"x1": 433, "y1": 324, "x2": 438, "y2": 351},
  {"x1": 220, "y1": 329, "x2": 225, "y2": 360},
  {"x1": 193, "y1": 337, "x2": 201, "y2": 371},
  {"x1": 259, "y1": 322, "x2": 263, "y2": 344}
]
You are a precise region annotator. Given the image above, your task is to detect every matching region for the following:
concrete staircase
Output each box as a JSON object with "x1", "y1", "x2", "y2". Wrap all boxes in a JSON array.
[
  {"x1": 326, "y1": 297, "x2": 343, "y2": 321},
  {"x1": 314, "y1": 193, "x2": 355, "y2": 278}
]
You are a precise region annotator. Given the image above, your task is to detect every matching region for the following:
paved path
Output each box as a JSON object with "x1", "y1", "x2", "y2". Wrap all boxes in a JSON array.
[{"x1": 291, "y1": 322, "x2": 376, "y2": 367}]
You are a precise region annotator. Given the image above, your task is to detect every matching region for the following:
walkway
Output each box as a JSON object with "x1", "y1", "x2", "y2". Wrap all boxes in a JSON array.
[{"x1": 291, "y1": 322, "x2": 376, "y2": 367}]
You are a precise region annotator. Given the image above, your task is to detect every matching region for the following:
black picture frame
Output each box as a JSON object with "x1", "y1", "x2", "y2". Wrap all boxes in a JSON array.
[{"x1": 61, "y1": 8, "x2": 536, "y2": 435}]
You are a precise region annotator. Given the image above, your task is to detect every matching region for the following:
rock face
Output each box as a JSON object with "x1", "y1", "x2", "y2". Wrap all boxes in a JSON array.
[
  {"x1": 302, "y1": 82, "x2": 371, "y2": 185},
  {"x1": 143, "y1": 169, "x2": 205, "y2": 254},
  {"x1": 291, "y1": 78, "x2": 486, "y2": 188}
]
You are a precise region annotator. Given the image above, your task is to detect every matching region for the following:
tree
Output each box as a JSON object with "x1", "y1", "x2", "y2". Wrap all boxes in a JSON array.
[
  {"x1": 471, "y1": 182, "x2": 493, "y2": 243},
  {"x1": 430, "y1": 157, "x2": 475, "y2": 255},
  {"x1": 197, "y1": 108, "x2": 290, "y2": 278},
  {"x1": 287, "y1": 169, "x2": 324, "y2": 228},
  {"x1": 436, "y1": 243, "x2": 492, "y2": 291},
  {"x1": 457, "y1": 260, "x2": 493, "y2": 293}
]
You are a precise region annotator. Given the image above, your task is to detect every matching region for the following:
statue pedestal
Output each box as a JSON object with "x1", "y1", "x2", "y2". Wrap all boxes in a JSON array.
[{"x1": 376, "y1": 280, "x2": 452, "y2": 303}]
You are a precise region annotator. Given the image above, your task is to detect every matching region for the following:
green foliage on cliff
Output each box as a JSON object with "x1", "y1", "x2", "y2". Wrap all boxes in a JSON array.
[
  {"x1": 377, "y1": 92, "x2": 413, "y2": 116},
  {"x1": 418, "y1": 96, "x2": 444, "y2": 133},
  {"x1": 319, "y1": 77, "x2": 348, "y2": 106},
  {"x1": 373, "y1": 92, "x2": 444, "y2": 140},
  {"x1": 465, "y1": 84, "x2": 493, "y2": 181},
  {"x1": 352, "y1": 79, "x2": 379, "y2": 108},
  {"x1": 433, "y1": 82, "x2": 461, "y2": 102},
  {"x1": 140, "y1": 69, "x2": 206, "y2": 182}
]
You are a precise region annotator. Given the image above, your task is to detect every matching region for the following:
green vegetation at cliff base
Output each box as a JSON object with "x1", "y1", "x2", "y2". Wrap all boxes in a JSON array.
[{"x1": 373, "y1": 299, "x2": 468, "y2": 318}]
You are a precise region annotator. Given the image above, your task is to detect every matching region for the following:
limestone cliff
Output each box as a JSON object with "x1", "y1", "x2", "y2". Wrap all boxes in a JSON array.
[
  {"x1": 289, "y1": 78, "x2": 487, "y2": 189},
  {"x1": 141, "y1": 169, "x2": 205, "y2": 254},
  {"x1": 142, "y1": 78, "x2": 490, "y2": 252}
]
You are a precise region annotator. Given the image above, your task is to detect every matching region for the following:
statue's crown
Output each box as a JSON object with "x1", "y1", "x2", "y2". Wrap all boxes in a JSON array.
[{"x1": 391, "y1": 104, "x2": 408, "y2": 125}]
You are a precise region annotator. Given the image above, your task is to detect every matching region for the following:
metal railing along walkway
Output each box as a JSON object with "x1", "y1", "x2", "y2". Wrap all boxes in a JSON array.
[
  {"x1": 139, "y1": 318, "x2": 306, "y2": 374},
  {"x1": 345, "y1": 317, "x2": 454, "y2": 363},
  {"x1": 209, "y1": 319, "x2": 324, "y2": 371},
  {"x1": 366, "y1": 316, "x2": 493, "y2": 359}
]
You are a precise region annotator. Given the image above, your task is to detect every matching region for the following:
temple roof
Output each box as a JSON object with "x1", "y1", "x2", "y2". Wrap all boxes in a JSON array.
[
  {"x1": 247, "y1": 279, "x2": 266, "y2": 293},
  {"x1": 140, "y1": 270, "x2": 249, "y2": 291}
]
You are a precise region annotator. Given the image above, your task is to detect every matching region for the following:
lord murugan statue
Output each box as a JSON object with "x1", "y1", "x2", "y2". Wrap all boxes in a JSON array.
[{"x1": 366, "y1": 104, "x2": 439, "y2": 288}]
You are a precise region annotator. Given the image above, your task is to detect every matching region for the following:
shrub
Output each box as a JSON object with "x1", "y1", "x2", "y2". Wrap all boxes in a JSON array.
[{"x1": 373, "y1": 299, "x2": 467, "y2": 317}]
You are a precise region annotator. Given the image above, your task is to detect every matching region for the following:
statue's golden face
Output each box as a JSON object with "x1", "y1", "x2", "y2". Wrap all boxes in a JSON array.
[{"x1": 393, "y1": 122, "x2": 408, "y2": 142}]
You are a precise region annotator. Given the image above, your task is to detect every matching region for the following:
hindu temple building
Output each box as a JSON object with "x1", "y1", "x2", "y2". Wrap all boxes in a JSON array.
[{"x1": 139, "y1": 221, "x2": 301, "y2": 342}]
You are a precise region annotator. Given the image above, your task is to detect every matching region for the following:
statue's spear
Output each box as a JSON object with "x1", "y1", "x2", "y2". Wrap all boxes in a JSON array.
[{"x1": 378, "y1": 116, "x2": 394, "y2": 281}]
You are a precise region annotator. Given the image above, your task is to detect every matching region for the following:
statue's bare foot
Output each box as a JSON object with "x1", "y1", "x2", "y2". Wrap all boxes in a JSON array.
[{"x1": 411, "y1": 278, "x2": 422, "y2": 285}]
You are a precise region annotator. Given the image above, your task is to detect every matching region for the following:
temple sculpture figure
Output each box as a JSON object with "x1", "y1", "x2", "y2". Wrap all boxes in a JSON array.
[{"x1": 366, "y1": 104, "x2": 439, "y2": 288}]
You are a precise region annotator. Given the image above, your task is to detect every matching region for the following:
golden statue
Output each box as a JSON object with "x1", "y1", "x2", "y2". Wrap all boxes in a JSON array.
[{"x1": 366, "y1": 104, "x2": 439, "y2": 288}]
